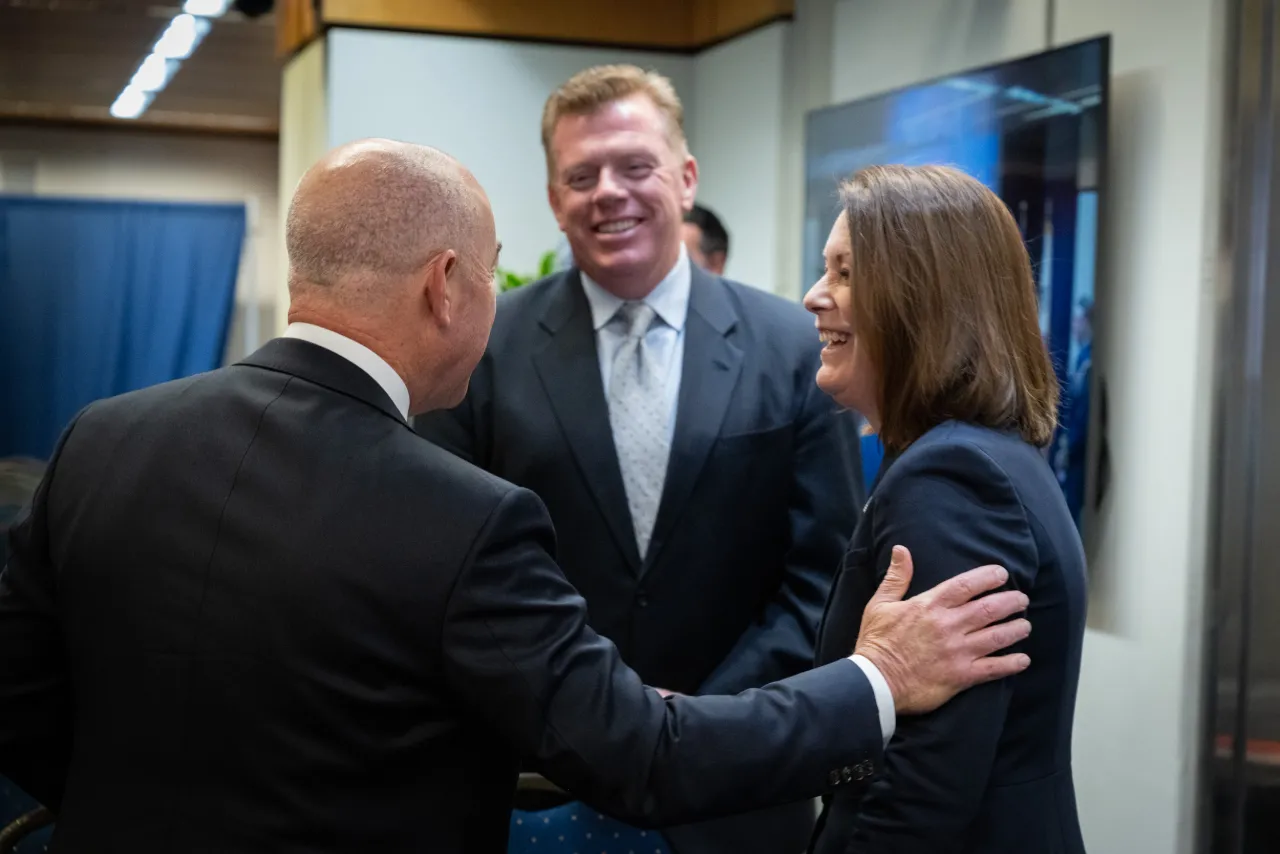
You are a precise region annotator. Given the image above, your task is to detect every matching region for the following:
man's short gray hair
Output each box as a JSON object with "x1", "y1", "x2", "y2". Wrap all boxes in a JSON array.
[{"x1": 285, "y1": 141, "x2": 480, "y2": 290}]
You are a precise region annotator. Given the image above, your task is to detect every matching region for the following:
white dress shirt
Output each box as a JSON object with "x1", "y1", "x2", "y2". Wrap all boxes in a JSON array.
[
  {"x1": 580, "y1": 246, "x2": 689, "y2": 443},
  {"x1": 283, "y1": 322, "x2": 411, "y2": 422},
  {"x1": 852, "y1": 655, "x2": 895, "y2": 745},
  {"x1": 577, "y1": 250, "x2": 895, "y2": 745}
]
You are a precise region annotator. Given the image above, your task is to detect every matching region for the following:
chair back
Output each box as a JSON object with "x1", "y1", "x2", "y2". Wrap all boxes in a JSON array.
[{"x1": 0, "y1": 807, "x2": 53, "y2": 854}]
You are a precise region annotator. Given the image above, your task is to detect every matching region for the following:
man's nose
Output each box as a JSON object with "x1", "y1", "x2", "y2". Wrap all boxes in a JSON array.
[{"x1": 593, "y1": 168, "x2": 626, "y2": 202}]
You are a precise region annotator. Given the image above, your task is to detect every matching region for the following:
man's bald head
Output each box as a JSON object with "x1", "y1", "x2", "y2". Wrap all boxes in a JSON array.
[{"x1": 286, "y1": 139, "x2": 492, "y2": 294}]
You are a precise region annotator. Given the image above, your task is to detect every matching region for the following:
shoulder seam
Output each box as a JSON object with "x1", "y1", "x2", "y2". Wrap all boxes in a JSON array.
[{"x1": 962, "y1": 439, "x2": 1042, "y2": 570}]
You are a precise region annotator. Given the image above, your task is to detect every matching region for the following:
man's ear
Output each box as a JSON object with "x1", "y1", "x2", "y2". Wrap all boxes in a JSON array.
[
  {"x1": 708, "y1": 251, "x2": 727, "y2": 276},
  {"x1": 547, "y1": 182, "x2": 568, "y2": 232},
  {"x1": 422, "y1": 249, "x2": 458, "y2": 328},
  {"x1": 680, "y1": 154, "x2": 699, "y2": 212}
]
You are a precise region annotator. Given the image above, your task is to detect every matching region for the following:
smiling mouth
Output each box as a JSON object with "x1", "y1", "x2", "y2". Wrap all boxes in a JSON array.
[
  {"x1": 819, "y1": 330, "x2": 851, "y2": 347},
  {"x1": 595, "y1": 218, "x2": 641, "y2": 235}
]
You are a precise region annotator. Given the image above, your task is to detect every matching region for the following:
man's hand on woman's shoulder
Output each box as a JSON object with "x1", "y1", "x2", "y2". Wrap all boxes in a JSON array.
[{"x1": 851, "y1": 546, "x2": 1031, "y2": 715}]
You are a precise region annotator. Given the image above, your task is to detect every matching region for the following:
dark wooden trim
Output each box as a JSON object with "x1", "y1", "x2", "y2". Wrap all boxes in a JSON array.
[
  {"x1": 277, "y1": 27, "x2": 325, "y2": 64},
  {"x1": 319, "y1": 12, "x2": 793, "y2": 56},
  {"x1": 689, "y1": 12, "x2": 794, "y2": 52},
  {"x1": 277, "y1": 0, "x2": 323, "y2": 59},
  {"x1": 317, "y1": 21, "x2": 703, "y2": 55},
  {"x1": 0, "y1": 113, "x2": 279, "y2": 142}
]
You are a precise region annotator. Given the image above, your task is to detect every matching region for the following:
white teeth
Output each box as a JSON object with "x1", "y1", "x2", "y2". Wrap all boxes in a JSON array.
[
  {"x1": 598, "y1": 218, "x2": 639, "y2": 234},
  {"x1": 819, "y1": 330, "x2": 850, "y2": 345}
]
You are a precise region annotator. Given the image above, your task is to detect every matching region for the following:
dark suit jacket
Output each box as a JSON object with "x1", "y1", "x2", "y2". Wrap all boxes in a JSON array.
[
  {"x1": 0, "y1": 338, "x2": 884, "y2": 854},
  {"x1": 417, "y1": 266, "x2": 864, "y2": 854},
  {"x1": 809, "y1": 421, "x2": 1088, "y2": 854}
]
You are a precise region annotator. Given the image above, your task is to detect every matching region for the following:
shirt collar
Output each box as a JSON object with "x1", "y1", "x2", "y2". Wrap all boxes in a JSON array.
[
  {"x1": 282, "y1": 322, "x2": 412, "y2": 421},
  {"x1": 580, "y1": 245, "x2": 692, "y2": 333}
]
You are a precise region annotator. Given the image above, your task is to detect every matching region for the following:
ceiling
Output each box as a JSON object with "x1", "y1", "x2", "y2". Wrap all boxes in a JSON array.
[{"x1": 0, "y1": 0, "x2": 282, "y2": 136}]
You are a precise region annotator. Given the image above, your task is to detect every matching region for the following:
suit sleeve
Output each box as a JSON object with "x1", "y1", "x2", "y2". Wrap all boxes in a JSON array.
[
  {"x1": 697, "y1": 350, "x2": 864, "y2": 696},
  {"x1": 847, "y1": 440, "x2": 1036, "y2": 852},
  {"x1": 0, "y1": 414, "x2": 86, "y2": 810},
  {"x1": 415, "y1": 352, "x2": 492, "y2": 467},
  {"x1": 441, "y1": 487, "x2": 883, "y2": 827}
]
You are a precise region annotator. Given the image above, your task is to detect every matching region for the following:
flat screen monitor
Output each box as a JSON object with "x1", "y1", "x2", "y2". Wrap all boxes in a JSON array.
[{"x1": 804, "y1": 36, "x2": 1109, "y2": 533}]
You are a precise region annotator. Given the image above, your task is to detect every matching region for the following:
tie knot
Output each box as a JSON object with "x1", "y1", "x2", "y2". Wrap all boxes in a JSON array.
[{"x1": 616, "y1": 301, "x2": 656, "y2": 339}]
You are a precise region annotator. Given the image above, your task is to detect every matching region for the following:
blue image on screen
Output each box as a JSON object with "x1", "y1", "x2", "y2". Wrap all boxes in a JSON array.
[{"x1": 804, "y1": 37, "x2": 1108, "y2": 533}]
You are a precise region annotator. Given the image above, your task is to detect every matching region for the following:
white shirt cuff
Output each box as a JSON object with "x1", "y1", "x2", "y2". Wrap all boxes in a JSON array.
[{"x1": 850, "y1": 654, "x2": 896, "y2": 746}]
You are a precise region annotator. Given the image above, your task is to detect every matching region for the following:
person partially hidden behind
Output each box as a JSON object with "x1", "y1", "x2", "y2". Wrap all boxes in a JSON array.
[
  {"x1": 803, "y1": 164, "x2": 1088, "y2": 854},
  {"x1": 0, "y1": 140, "x2": 1034, "y2": 854},
  {"x1": 681, "y1": 203, "x2": 729, "y2": 276}
]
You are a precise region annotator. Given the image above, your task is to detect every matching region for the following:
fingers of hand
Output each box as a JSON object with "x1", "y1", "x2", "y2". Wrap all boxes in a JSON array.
[
  {"x1": 891, "y1": 545, "x2": 913, "y2": 577},
  {"x1": 952, "y1": 589, "x2": 1030, "y2": 634},
  {"x1": 963, "y1": 618, "x2": 1031, "y2": 660},
  {"x1": 921, "y1": 564, "x2": 1009, "y2": 609},
  {"x1": 967, "y1": 652, "x2": 1031, "y2": 685},
  {"x1": 871, "y1": 545, "x2": 914, "y2": 604}
]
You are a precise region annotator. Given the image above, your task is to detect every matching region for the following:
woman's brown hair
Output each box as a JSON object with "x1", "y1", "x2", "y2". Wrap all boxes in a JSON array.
[{"x1": 841, "y1": 164, "x2": 1059, "y2": 452}]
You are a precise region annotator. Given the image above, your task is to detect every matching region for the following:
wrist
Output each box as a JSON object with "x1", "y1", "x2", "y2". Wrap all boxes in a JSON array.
[
  {"x1": 853, "y1": 643, "x2": 905, "y2": 711},
  {"x1": 848, "y1": 653, "x2": 898, "y2": 746}
]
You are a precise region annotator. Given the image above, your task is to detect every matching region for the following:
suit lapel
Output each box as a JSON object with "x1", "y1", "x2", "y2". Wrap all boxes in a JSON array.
[
  {"x1": 813, "y1": 448, "x2": 900, "y2": 658},
  {"x1": 531, "y1": 272, "x2": 643, "y2": 570},
  {"x1": 645, "y1": 269, "x2": 743, "y2": 573}
]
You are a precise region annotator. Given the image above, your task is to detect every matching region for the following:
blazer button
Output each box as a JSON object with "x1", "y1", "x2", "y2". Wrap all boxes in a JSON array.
[
  {"x1": 827, "y1": 769, "x2": 841, "y2": 786},
  {"x1": 637, "y1": 593, "x2": 649, "y2": 607}
]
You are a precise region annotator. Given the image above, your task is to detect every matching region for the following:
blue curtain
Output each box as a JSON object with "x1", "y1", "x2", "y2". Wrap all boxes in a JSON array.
[{"x1": 0, "y1": 196, "x2": 245, "y2": 460}]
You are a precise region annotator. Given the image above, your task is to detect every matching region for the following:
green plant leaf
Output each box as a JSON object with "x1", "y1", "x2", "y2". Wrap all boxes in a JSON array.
[
  {"x1": 496, "y1": 249, "x2": 558, "y2": 292},
  {"x1": 537, "y1": 249, "x2": 558, "y2": 279}
]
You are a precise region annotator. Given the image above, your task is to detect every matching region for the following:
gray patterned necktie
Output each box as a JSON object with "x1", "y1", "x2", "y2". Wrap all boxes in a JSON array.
[{"x1": 607, "y1": 301, "x2": 670, "y2": 559}]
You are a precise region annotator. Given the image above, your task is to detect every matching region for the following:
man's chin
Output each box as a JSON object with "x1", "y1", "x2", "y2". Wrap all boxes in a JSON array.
[
  {"x1": 446, "y1": 379, "x2": 470, "y2": 410},
  {"x1": 583, "y1": 251, "x2": 645, "y2": 274},
  {"x1": 578, "y1": 252, "x2": 663, "y2": 296}
]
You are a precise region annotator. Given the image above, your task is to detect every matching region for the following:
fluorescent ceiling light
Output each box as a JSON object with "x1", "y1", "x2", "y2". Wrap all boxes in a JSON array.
[
  {"x1": 129, "y1": 53, "x2": 178, "y2": 93},
  {"x1": 110, "y1": 7, "x2": 221, "y2": 120},
  {"x1": 153, "y1": 13, "x2": 210, "y2": 60},
  {"x1": 110, "y1": 86, "x2": 154, "y2": 120},
  {"x1": 183, "y1": 0, "x2": 231, "y2": 15}
]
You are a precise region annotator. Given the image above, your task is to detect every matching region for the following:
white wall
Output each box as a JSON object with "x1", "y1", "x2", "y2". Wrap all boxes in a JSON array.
[
  {"x1": 777, "y1": 0, "x2": 837, "y2": 300},
  {"x1": 829, "y1": 0, "x2": 1048, "y2": 103},
  {"x1": 689, "y1": 22, "x2": 788, "y2": 290},
  {"x1": 1053, "y1": 1, "x2": 1223, "y2": 852},
  {"x1": 325, "y1": 29, "x2": 696, "y2": 282},
  {"x1": 279, "y1": 37, "x2": 330, "y2": 335},
  {"x1": 0, "y1": 126, "x2": 280, "y2": 362},
  {"x1": 820, "y1": 1, "x2": 1224, "y2": 853}
]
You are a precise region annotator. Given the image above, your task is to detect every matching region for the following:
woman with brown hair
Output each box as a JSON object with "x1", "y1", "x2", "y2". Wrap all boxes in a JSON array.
[{"x1": 804, "y1": 164, "x2": 1087, "y2": 854}]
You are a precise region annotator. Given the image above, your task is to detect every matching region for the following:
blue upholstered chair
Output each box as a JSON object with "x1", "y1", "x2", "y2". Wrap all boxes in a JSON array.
[{"x1": 509, "y1": 774, "x2": 673, "y2": 854}]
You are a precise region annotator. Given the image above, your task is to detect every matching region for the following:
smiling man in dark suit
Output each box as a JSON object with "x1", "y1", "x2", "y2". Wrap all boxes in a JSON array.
[{"x1": 416, "y1": 65, "x2": 866, "y2": 854}]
